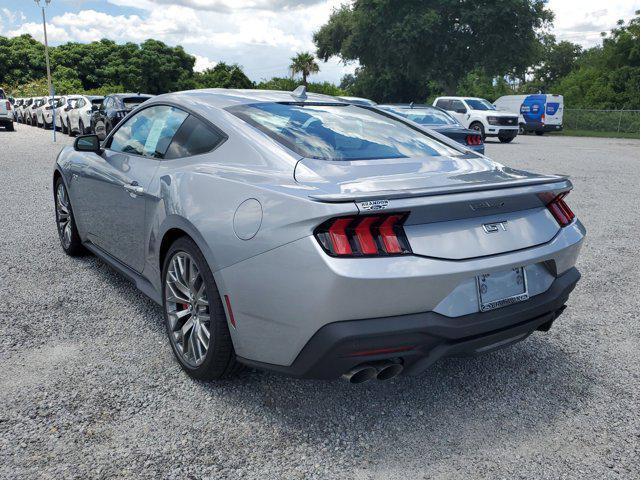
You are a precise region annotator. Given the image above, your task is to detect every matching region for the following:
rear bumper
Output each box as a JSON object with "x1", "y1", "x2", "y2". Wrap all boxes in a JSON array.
[
  {"x1": 239, "y1": 268, "x2": 580, "y2": 379},
  {"x1": 523, "y1": 122, "x2": 563, "y2": 133}
]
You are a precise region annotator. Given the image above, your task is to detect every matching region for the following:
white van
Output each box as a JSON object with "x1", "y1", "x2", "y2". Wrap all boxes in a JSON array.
[{"x1": 493, "y1": 94, "x2": 564, "y2": 136}]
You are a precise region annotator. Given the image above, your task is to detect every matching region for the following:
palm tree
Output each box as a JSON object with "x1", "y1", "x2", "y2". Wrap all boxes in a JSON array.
[{"x1": 289, "y1": 52, "x2": 320, "y2": 86}]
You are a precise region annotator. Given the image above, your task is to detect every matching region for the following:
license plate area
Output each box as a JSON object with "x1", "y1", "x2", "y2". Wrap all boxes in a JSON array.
[{"x1": 477, "y1": 267, "x2": 528, "y2": 312}]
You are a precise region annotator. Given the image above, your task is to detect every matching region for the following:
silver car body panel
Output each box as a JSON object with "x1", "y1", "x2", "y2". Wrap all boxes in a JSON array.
[{"x1": 55, "y1": 88, "x2": 585, "y2": 369}]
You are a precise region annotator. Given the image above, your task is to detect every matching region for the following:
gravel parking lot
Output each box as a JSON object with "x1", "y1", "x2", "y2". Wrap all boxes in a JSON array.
[{"x1": 1, "y1": 125, "x2": 639, "y2": 479}]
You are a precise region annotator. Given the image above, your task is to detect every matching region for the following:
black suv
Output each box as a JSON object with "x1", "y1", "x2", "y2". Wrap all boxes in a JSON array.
[{"x1": 90, "y1": 93, "x2": 154, "y2": 140}]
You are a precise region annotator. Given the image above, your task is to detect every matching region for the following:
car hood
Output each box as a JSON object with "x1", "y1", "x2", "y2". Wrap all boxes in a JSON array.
[{"x1": 294, "y1": 155, "x2": 564, "y2": 202}]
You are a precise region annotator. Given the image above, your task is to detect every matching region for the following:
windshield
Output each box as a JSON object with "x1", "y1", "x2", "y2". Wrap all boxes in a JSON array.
[
  {"x1": 228, "y1": 103, "x2": 460, "y2": 161},
  {"x1": 465, "y1": 99, "x2": 496, "y2": 111},
  {"x1": 385, "y1": 107, "x2": 460, "y2": 126}
]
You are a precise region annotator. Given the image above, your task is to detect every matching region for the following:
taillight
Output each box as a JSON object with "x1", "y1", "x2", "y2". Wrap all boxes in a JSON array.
[
  {"x1": 315, "y1": 213, "x2": 412, "y2": 257},
  {"x1": 541, "y1": 113, "x2": 546, "y2": 124},
  {"x1": 466, "y1": 134, "x2": 482, "y2": 146},
  {"x1": 6, "y1": 101, "x2": 11, "y2": 110},
  {"x1": 544, "y1": 192, "x2": 575, "y2": 227}
]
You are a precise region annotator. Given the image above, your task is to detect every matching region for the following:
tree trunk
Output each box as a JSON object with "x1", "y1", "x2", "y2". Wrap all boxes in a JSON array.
[{"x1": 302, "y1": 72, "x2": 308, "y2": 86}]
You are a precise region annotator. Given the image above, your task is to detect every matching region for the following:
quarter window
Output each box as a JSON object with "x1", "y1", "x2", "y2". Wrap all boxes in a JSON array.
[
  {"x1": 164, "y1": 115, "x2": 226, "y2": 159},
  {"x1": 108, "y1": 105, "x2": 188, "y2": 158}
]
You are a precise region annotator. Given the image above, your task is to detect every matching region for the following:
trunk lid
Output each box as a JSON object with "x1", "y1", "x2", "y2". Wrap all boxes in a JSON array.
[{"x1": 295, "y1": 155, "x2": 570, "y2": 260}]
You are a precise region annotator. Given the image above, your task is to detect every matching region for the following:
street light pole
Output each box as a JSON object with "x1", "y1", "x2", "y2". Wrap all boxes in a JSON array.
[{"x1": 35, "y1": 0, "x2": 55, "y2": 142}]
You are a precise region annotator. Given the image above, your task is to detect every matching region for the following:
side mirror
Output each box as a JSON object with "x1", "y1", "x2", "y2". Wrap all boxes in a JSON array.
[
  {"x1": 74, "y1": 134, "x2": 102, "y2": 154},
  {"x1": 456, "y1": 108, "x2": 467, "y2": 114}
]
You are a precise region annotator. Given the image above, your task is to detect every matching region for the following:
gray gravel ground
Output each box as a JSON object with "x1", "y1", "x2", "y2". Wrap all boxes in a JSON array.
[{"x1": 1, "y1": 125, "x2": 639, "y2": 479}]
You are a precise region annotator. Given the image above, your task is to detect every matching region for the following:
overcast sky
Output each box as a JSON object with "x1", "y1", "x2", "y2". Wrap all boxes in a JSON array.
[{"x1": 1, "y1": 0, "x2": 638, "y2": 83}]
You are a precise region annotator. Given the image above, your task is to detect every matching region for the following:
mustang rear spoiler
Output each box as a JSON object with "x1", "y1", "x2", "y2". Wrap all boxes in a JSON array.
[{"x1": 308, "y1": 176, "x2": 571, "y2": 203}]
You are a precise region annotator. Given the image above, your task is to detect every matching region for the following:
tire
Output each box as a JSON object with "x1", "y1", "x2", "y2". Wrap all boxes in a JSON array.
[
  {"x1": 469, "y1": 121, "x2": 485, "y2": 140},
  {"x1": 535, "y1": 131, "x2": 545, "y2": 136},
  {"x1": 79, "y1": 120, "x2": 85, "y2": 135},
  {"x1": 162, "y1": 237, "x2": 241, "y2": 380},
  {"x1": 5, "y1": 122, "x2": 15, "y2": 131},
  {"x1": 54, "y1": 177, "x2": 85, "y2": 257},
  {"x1": 498, "y1": 135, "x2": 514, "y2": 143},
  {"x1": 61, "y1": 119, "x2": 68, "y2": 134}
]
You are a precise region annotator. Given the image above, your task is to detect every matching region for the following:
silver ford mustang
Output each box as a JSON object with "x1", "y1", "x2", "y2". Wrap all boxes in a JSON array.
[{"x1": 53, "y1": 88, "x2": 585, "y2": 384}]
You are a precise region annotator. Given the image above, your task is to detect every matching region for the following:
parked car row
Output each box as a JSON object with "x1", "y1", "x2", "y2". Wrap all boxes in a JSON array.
[{"x1": 10, "y1": 92, "x2": 154, "y2": 138}]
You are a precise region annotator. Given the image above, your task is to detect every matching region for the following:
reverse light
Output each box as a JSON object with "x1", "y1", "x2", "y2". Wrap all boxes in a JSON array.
[
  {"x1": 315, "y1": 213, "x2": 412, "y2": 257},
  {"x1": 544, "y1": 192, "x2": 575, "y2": 227}
]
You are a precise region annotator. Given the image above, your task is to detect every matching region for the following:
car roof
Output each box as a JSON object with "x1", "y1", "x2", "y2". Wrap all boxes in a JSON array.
[
  {"x1": 437, "y1": 96, "x2": 487, "y2": 101},
  {"x1": 151, "y1": 88, "x2": 346, "y2": 109},
  {"x1": 380, "y1": 103, "x2": 440, "y2": 110},
  {"x1": 109, "y1": 93, "x2": 154, "y2": 98}
]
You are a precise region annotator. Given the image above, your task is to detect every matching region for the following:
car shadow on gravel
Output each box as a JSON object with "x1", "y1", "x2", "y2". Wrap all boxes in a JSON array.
[{"x1": 199, "y1": 334, "x2": 594, "y2": 464}]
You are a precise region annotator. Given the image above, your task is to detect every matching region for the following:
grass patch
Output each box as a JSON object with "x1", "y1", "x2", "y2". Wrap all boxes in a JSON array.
[{"x1": 552, "y1": 129, "x2": 640, "y2": 139}]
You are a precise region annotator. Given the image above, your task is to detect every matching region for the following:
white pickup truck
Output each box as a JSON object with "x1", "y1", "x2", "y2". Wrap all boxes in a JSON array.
[
  {"x1": 433, "y1": 96, "x2": 519, "y2": 143},
  {"x1": 0, "y1": 88, "x2": 15, "y2": 131}
]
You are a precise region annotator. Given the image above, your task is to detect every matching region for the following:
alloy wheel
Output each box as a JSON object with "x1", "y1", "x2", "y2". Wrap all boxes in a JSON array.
[
  {"x1": 55, "y1": 183, "x2": 73, "y2": 249},
  {"x1": 165, "y1": 252, "x2": 211, "y2": 367}
]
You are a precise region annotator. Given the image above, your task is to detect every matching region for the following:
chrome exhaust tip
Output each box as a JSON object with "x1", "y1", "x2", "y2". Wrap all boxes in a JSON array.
[
  {"x1": 375, "y1": 362, "x2": 403, "y2": 381},
  {"x1": 342, "y1": 366, "x2": 377, "y2": 384}
]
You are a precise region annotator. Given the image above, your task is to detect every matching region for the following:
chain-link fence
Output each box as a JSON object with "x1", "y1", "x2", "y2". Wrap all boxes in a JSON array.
[{"x1": 564, "y1": 109, "x2": 640, "y2": 135}]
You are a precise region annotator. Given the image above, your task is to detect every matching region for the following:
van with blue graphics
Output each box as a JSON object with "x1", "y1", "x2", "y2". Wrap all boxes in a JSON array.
[{"x1": 493, "y1": 94, "x2": 564, "y2": 136}]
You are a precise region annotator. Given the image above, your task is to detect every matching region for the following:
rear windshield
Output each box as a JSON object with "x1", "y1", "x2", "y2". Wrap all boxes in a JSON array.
[
  {"x1": 0, "y1": 90, "x2": 5, "y2": 99},
  {"x1": 228, "y1": 103, "x2": 460, "y2": 160},
  {"x1": 384, "y1": 107, "x2": 460, "y2": 126},
  {"x1": 122, "y1": 97, "x2": 150, "y2": 109}
]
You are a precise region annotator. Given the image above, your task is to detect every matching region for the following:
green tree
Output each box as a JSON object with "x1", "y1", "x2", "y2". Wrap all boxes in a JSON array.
[
  {"x1": 0, "y1": 34, "x2": 46, "y2": 85},
  {"x1": 555, "y1": 11, "x2": 640, "y2": 109},
  {"x1": 314, "y1": 0, "x2": 553, "y2": 102},
  {"x1": 289, "y1": 52, "x2": 319, "y2": 86},
  {"x1": 195, "y1": 62, "x2": 254, "y2": 89},
  {"x1": 256, "y1": 76, "x2": 344, "y2": 95},
  {"x1": 532, "y1": 36, "x2": 583, "y2": 90}
]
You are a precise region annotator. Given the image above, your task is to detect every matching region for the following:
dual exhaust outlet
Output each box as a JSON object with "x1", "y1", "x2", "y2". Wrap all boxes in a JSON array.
[{"x1": 342, "y1": 360, "x2": 403, "y2": 384}]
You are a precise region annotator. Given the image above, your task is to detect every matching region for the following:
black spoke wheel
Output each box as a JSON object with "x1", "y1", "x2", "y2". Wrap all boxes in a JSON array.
[
  {"x1": 162, "y1": 237, "x2": 241, "y2": 380},
  {"x1": 54, "y1": 178, "x2": 85, "y2": 256}
]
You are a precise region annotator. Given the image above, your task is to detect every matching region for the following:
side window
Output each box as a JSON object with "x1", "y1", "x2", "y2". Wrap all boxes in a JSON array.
[
  {"x1": 451, "y1": 100, "x2": 466, "y2": 112},
  {"x1": 108, "y1": 105, "x2": 188, "y2": 158},
  {"x1": 436, "y1": 99, "x2": 450, "y2": 110},
  {"x1": 164, "y1": 115, "x2": 226, "y2": 159}
]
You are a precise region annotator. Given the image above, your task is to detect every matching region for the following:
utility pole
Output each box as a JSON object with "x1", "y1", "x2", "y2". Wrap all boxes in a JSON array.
[{"x1": 35, "y1": 0, "x2": 56, "y2": 142}]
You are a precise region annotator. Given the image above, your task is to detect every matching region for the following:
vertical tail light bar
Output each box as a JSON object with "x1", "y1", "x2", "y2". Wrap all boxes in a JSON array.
[
  {"x1": 315, "y1": 213, "x2": 412, "y2": 257},
  {"x1": 543, "y1": 192, "x2": 575, "y2": 227},
  {"x1": 466, "y1": 134, "x2": 483, "y2": 146}
]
